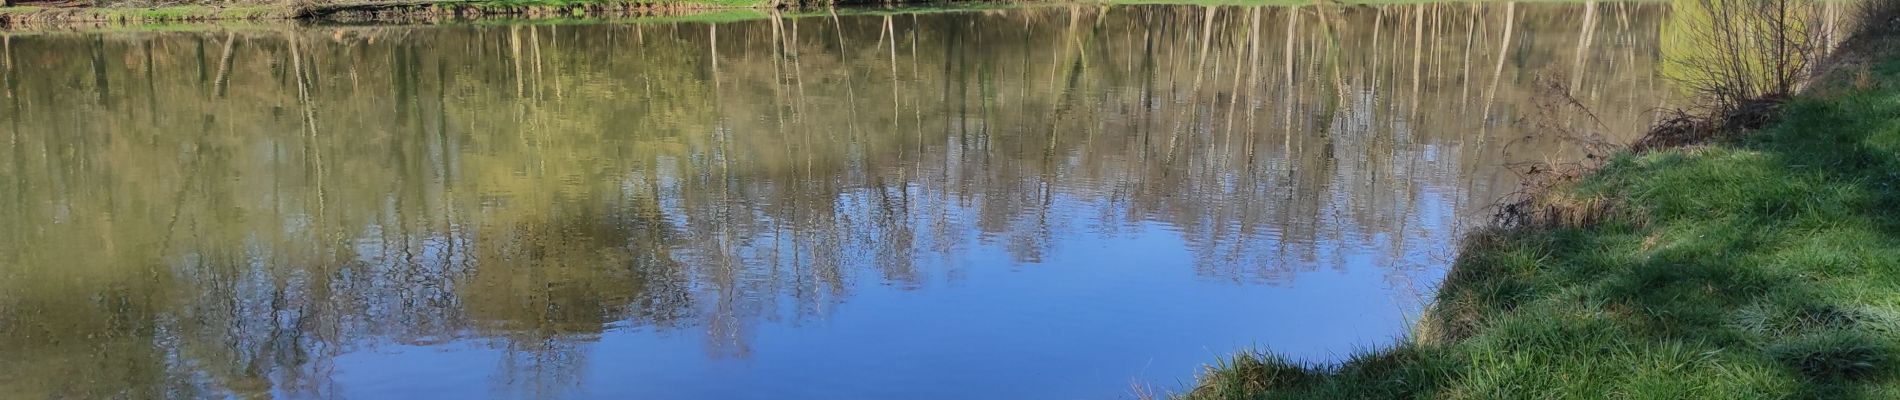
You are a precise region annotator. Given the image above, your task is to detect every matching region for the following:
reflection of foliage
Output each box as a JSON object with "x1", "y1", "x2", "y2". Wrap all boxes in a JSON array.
[
  {"x1": 1188, "y1": 33, "x2": 1900, "y2": 397},
  {"x1": 0, "y1": 3, "x2": 1670, "y2": 398},
  {"x1": 1661, "y1": 0, "x2": 1851, "y2": 111}
]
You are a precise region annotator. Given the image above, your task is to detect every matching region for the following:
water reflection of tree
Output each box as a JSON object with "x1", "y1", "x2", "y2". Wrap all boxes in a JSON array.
[{"x1": 0, "y1": 3, "x2": 1678, "y2": 397}]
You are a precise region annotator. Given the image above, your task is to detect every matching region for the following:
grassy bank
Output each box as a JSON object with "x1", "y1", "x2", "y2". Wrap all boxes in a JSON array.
[
  {"x1": 0, "y1": 4, "x2": 285, "y2": 23},
  {"x1": 1180, "y1": 11, "x2": 1900, "y2": 400}
]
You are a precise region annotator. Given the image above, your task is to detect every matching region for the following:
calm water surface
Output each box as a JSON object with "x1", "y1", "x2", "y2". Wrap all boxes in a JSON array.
[{"x1": 1, "y1": 3, "x2": 1670, "y2": 399}]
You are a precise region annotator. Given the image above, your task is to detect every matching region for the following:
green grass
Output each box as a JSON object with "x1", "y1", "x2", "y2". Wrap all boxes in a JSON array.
[
  {"x1": 0, "y1": 4, "x2": 283, "y2": 20},
  {"x1": 1180, "y1": 39, "x2": 1900, "y2": 400}
]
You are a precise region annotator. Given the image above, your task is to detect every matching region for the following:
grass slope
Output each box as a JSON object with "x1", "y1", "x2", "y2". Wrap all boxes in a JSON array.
[{"x1": 1183, "y1": 33, "x2": 1900, "y2": 400}]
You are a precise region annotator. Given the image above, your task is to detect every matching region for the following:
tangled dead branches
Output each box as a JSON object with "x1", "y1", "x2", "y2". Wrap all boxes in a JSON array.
[{"x1": 1486, "y1": 76, "x2": 1625, "y2": 230}]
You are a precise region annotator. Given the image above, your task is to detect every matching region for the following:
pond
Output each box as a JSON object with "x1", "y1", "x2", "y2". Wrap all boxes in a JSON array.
[{"x1": 0, "y1": 3, "x2": 1672, "y2": 399}]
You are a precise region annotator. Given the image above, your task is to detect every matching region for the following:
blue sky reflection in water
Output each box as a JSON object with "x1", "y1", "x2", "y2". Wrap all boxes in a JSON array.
[{"x1": 0, "y1": 3, "x2": 1674, "y2": 399}]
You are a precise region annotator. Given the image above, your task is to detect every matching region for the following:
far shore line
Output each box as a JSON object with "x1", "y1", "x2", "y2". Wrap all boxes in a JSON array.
[{"x1": 0, "y1": 0, "x2": 1659, "y2": 30}]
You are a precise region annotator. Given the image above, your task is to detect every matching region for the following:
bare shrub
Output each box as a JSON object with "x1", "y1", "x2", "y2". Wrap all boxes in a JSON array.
[
  {"x1": 1666, "y1": 0, "x2": 1846, "y2": 116},
  {"x1": 1851, "y1": 0, "x2": 1900, "y2": 39},
  {"x1": 1490, "y1": 1, "x2": 1880, "y2": 232}
]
